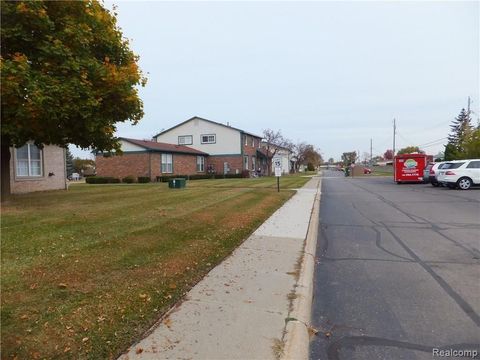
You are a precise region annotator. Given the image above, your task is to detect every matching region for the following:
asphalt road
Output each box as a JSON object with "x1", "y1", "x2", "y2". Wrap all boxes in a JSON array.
[{"x1": 310, "y1": 170, "x2": 480, "y2": 360}]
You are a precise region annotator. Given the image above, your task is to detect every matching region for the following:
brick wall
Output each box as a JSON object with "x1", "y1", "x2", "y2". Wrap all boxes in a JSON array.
[
  {"x1": 172, "y1": 154, "x2": 205, "y2": 175},
  {"x1": 10, "y1": 145, "x2": 66, "y2": 194},
  {"x1": 206, "y1": 156, "x2": 243, "y2": 175},
  {"x1": 242, "y1": 135, "x2": 261, "y2": 171},
  {"x1": 96, "y1": 152, "x2": 205, "y2": 180},
  {"x1": 96, "y1": 153, "x2": 150, "y2": 179}
]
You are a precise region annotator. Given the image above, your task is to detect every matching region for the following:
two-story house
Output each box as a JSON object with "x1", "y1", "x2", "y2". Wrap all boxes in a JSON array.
[{"x1": 153, "y1": 117, "x2": 263, "y2": 175}]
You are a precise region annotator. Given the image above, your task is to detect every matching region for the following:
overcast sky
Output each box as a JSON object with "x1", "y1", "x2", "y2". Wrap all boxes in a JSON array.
[{"x1": 73, "y1": 0, "x2": 479, "y2": 161}]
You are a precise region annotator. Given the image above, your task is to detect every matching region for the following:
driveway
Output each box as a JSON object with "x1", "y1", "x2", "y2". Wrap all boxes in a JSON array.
[{"x1": 310, "y1": 170, "x2": 480, "y2": 360}]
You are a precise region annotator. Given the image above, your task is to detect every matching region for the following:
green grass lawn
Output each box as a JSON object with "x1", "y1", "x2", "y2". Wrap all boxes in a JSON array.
[
  {"x1": 370, "y1": 166, "x2": 394, "y2": 176},
  {"x1": 1, "y1": 175, "x2": 311, "y2": 359}
]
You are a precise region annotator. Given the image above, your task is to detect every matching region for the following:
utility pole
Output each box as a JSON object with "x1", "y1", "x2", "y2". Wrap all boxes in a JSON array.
[
  {"x1": 467, "y1": 96, "x2": 471, "y2": 116},
  {"x1": 393, "y1": 118, "x2": 396, "y2": 156},
  {"x1": 370, "y1": 138, "x2": 373, "y2": 165},
  {"x1": 393, "y1": 118, "x2": 396, "y2": 181}
]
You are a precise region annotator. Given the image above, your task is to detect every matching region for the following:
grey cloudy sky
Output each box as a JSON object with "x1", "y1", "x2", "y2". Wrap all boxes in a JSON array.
[{"x1": 74, "y1": 0, "x2": 479, "y2": 161}]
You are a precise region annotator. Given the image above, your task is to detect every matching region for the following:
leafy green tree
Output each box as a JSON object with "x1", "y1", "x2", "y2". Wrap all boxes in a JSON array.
[
  {"x1": 1, "y1": 1, "x2": 146, "y2": 199},
  {"x1": 397, "y1": 146, "x2": 424, "y2": 155},
  {"x1": 444, "y1": 109, "x2": 474, "y2": 160},
  {"x1": 65, "y1": 148, "x2": 74, "y2": 177},
  {"x1": 462, "y1": 128, "x2": 480, "y2": 159},
  {"x1": 341, "y1": 151, "x2": 357, "y2": 165},
  {"x1": 73, "y1": 157, "x2": 96, "y2": 174},
  {"x1": 303, "y1": 145, "x2": 323, "y2": 169}
]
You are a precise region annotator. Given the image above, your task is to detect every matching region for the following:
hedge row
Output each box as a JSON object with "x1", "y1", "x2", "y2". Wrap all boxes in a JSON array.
[
  {"x1": 86, "y1": 176, "x2": 121, "y2": 184},
  {"x1": 87, "y1": 176, "x2": 152, "y2": 184}
]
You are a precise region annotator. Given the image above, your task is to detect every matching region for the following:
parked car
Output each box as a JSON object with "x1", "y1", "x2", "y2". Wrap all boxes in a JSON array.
[
  {"x1": 437, "y1": 159, "x2": 480, "y2": 190},
  {"x1": 423, "y1": 163, "x2": 434, "y2": 183},
  {"x1": 428, "y1": 162, "x2": 448, "y2": 187},
  {"x1": 68, "y1": 173, "x2": 81, "y2": 181},
  {"x1": 364, "y1": 167, "x2": 372, "y2": 174}
]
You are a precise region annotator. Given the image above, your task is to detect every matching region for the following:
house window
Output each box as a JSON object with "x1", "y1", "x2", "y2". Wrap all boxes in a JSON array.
[
  {"x1": 243, "y1": 155, "x2": 249, "y2": 170},
  {"x1": 251, "y1": 137, "x2": 254, "y2": 147},
  {"x1": 252, "y1": 156, "x2": 256, "y2": 170},
  {"x1": 244, "y1": 135, "x2": 248, "y2": 146},
  {"x1": 178, "y1": 135, "x2": 193, "y2": 145},
  {"x1": 161, "y1": 154, "x2": 173, "y2": 173},
  {"x1": 15, "y1": 143, "x2": 42, "y2": 177},
  {"x1": 196, "y1": 156, "x2": 205, "y2": 172},
  {"x1": 201, "y1": 134, "x2": 216, "y2": 144}
]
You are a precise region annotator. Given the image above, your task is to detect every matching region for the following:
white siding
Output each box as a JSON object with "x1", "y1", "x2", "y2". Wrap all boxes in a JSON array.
[
  {"x1": 121, "y1": 140, "x2": 147, "y2": 152},
  {"x1": 155, "y1": 118, "x2": 241, "y2": 155}
]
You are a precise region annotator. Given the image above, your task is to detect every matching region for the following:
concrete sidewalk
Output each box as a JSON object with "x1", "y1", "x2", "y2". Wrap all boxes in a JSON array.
[{"x1": 121, "y1": 176, "x2": 321, "y2": 360}]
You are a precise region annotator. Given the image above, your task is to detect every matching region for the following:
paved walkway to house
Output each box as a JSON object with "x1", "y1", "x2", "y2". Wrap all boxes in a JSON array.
[{"x1": 120, "y1": 176, "x2": 321, "y2": 360}]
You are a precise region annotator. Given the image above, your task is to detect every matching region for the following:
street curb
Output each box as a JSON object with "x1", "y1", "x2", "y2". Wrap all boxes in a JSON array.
[{"x1": 282, "y1": 175, "x2": 322, "y2": 360}]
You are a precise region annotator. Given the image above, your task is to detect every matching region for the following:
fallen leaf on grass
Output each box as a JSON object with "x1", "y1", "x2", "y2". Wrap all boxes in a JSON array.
[
  {"x1": 82, "y1": 337, "x2": 89, "y2": 342},
  {"x1": 136, "y1": 348, "x2": 143, "y2": 354},
  {"x1": 20, "y1": 314, "x2": 28, "y2": 320},
  {"x1": 168, "y1": 283, "x2": 177, "y2": 290},
  {"x1": 58, "y1": 283, "x2": 68, "y2": 289},
  {"x1": 307, "y1": 326, "x2": 319, "y2": 337}
]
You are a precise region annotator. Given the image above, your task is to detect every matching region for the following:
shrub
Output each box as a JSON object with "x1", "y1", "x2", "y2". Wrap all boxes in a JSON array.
[
  {"x1": 241, "y1": 170, "x2": 250, "y2": 178},
  {"x1": 214, "y1": 173, "x2": 242, "y2": 179},
  {"x1": 188, "y1": 174, "x2": 214, "y2": 180},
  {"x1": 122, "y1": 176, "x2": 136, "y2": 183},
  {"x1": 137, "y1": 176, "x2": 151, "y2": 183},
  {"x1": 157, "y1": 175, "x2": 188, "y2": 182}
]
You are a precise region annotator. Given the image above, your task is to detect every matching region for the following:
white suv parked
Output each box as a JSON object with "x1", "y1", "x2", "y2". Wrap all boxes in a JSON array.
[{"x1": 437, "y1": 159, "x2": 480, "y2": 190}]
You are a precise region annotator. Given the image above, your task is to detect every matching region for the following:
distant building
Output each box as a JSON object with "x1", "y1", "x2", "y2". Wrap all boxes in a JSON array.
[{"x1": 9, "y1": 143, "x2": 67, "y2": 194}]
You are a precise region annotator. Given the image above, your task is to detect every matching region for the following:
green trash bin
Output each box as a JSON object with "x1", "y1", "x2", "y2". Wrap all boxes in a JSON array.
[{"x1": 168, "y1": 178, "x2": 186, "y2": 188}]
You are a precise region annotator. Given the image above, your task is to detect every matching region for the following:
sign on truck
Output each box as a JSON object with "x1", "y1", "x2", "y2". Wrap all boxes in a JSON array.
[{"x1": 394, "y1": 154, "x2": 428, "y2": 184}]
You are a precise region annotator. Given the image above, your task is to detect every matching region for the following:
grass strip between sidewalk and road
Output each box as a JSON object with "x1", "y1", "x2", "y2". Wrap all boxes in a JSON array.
[{"x1": 1, "y1": 175, "x2": 311, "y2": 359}]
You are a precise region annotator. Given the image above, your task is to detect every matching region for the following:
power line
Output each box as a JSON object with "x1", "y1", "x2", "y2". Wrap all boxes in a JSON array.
[{"x1": 417, "y1": 137, "x2": 448, "y2": 147}]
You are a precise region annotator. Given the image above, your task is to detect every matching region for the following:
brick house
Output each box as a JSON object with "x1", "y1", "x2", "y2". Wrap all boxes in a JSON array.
[
  {"x1": 9, "y1": 142, "x2": 67, "y2": 194},
  {"x1": 153, "y1": 116, "x2": 263, "y2": 175},
  {"x1": 96, "y1": 137, "x2": 208, "y2": 180}
]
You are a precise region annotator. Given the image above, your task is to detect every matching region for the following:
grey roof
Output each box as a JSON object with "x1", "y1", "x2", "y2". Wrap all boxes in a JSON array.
[
  {"x1": 120, "y1": 137, "x2": 208, "y2": 155},
  {"x1": 153, "y1": 116, "x2": 263, "y2": 140}
]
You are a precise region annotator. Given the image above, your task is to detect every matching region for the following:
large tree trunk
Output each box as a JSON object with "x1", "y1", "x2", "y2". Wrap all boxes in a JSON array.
[
  {"x1": 1, "y1": 136, "x2": 12, "y2": 202},
  {"x1": 266, "y1": 157, "x2": 272, "y2": 176}
]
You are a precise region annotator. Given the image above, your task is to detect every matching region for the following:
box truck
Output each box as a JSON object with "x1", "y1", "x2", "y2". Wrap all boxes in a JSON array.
[{"x1": 394, "y1": 154, "x2": 428, "y2": 184}]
